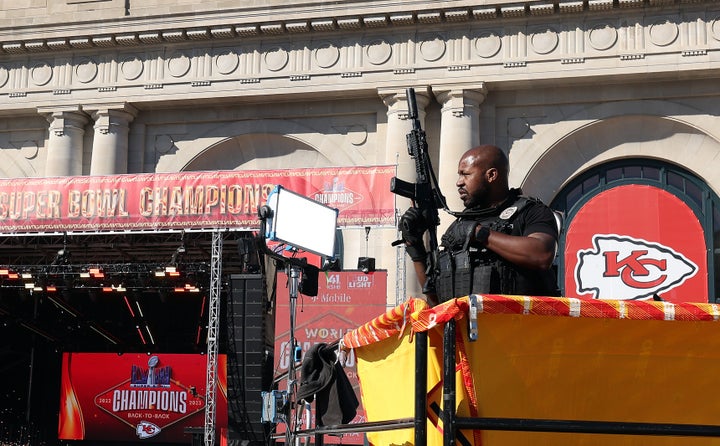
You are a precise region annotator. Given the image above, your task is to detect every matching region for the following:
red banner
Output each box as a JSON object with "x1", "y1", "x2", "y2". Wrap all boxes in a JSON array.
[
  {"x1": 58, "y1": 352, "x2": 228, "y2": 443},
  {"x1": 274, "y1": 270, "x2": 388, "y2": 444},
  {"x1": 0, "y1": 166, "x2": 396, "y2": 234}
]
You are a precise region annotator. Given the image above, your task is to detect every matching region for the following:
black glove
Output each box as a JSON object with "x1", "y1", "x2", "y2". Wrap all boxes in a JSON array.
[
  {"x1": 441, "y1": 220, "x2": 478, "y2": 251},
  {"x1": 399, "y1": 207, "x2": 429, "y2": 261}
]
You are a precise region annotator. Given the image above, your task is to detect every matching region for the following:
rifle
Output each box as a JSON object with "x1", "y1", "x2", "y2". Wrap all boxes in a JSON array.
[{"x1": 390, "y1": 87, "x2": 447, "y2": 294}]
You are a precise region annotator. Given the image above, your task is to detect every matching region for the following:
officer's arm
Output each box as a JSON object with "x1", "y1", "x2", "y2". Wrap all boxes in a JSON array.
[{"x1": 475, "y1": 228, "x2": 556, "y2": 270}]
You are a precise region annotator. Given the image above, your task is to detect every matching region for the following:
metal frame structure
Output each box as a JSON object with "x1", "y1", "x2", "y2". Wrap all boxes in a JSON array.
[{"x1": 203, "y1": 229, "x2": 223, "y2": 446}]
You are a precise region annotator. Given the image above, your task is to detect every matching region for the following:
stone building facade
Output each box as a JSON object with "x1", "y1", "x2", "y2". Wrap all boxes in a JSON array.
[{"x1": 1, "y1": 0, "x2": 719, "y2": 303}]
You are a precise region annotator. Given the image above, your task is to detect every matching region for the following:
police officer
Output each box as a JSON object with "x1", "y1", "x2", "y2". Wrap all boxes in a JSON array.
[{"x1": 399, "y1": 144, "x2": 560, "y2": 305}]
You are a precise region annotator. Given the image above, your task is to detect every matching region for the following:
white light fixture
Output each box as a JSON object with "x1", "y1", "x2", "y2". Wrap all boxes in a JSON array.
[{"x1": 264, "y1": 185, "x2": 338, "y2": 258}]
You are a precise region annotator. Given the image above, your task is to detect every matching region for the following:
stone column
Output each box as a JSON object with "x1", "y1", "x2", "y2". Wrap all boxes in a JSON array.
[
  {"x1": 434, "y1": 86, "x2": 487, "y2": 230},
  {"x1": 87, "y1": 104, "x2": 138, "y2": 175},
  {"x1": 40, "y1": 107, "x2": 89, "y2": 177},
  {"x1": 378, "y1": 87, "x2": 431, "y2": 301}
]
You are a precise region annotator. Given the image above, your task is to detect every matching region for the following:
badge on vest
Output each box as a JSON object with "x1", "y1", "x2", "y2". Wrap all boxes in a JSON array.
[{"x1": 499, "y1": 206, "x2": 517, "y2": 220}]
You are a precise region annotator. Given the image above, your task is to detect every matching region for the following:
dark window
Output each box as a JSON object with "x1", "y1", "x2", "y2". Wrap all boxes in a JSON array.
[
  {"x1": 606, "y1": 167, "x2": 622, "y2": 182},
  {"x1": 624, "y1": 166, "x2": 641, "y2": 178},
  {"x1": 643, "y1": 166, "x2": 660, "y2": 181},
  {"x1": 667, "y1": 171, "x2": 684, "y2": 192}
]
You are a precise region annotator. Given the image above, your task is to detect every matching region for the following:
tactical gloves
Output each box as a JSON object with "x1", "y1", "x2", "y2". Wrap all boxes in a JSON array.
[
  {"x1": 441, "y1": 220, "x2": 480, "y2": 250},
  {"x1": 399, "y1": 207, "x2": 429, "y2": 261}
]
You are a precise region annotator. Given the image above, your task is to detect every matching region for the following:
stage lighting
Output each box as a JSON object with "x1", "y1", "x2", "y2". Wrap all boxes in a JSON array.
[
  {"x1": 170, "y1": 243, "x2": 186, "y2": 265},
  {"x1": 155, "y1": 266, "x2": 180, "y2": 277},
  {"x1": 52, "y1": 248, "x2": 71, "y2": 265},
  {"x1": 263, "y1": 185, "x2": 338, "y2": 259},
  {"x1": 0, "y1": 268, "x2": 19, "y2": 279},
  {"x1": 80, "y1": 267, "x2": 104, "y2": 279}
]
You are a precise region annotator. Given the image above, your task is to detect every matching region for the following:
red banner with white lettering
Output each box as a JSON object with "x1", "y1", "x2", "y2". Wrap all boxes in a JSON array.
[
  {"x1": 564, "y1": 184, "x2": 707, "y2": 303},
  {"x1": 57, "y1": 352, "x2": 228, "y2": 443},
  {"x1": 0, "y1": 166, "x2": 396, "y2": 234},
  {"x1": 274, "y1": 270, "x2": 388, "y2": 444}
]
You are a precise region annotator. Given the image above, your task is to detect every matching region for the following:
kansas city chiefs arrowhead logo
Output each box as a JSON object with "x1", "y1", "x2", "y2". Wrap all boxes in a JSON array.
[
  {"x1": 576, "y1": 234, "x2": 698, "y2": 300},
  {"x1": 136, "y1": 421, "x2": 161, "y2": 439}
]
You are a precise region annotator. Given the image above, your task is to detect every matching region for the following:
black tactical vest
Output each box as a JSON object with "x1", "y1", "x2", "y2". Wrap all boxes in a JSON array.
[{"x1": 434, "y1": 195, "x2": 560, "y2": 302}]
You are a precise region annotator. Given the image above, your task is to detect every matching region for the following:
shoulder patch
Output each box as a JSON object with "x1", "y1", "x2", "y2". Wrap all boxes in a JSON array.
[{"x1": 499, "y1": 206, "x2": 517, "y2": 220}]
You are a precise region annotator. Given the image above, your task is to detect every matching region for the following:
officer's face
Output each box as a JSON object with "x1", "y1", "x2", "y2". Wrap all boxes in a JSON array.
[{"x1": 456, "y1": 154, "x2": 491, "y2": 208}]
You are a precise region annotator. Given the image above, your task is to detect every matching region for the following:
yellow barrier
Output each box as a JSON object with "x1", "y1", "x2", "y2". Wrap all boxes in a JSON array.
[{"x1": 344, "y1": 295, "x2": 720, "y2": 446}]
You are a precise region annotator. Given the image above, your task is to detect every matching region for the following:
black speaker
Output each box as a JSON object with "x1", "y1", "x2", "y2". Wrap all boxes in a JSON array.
[
  {"x1": 227, "y1": 274, "x2": 272, "y2": 444},
  {"x1": 357, "y1": 256, "x2": 376, "y2": 274}
]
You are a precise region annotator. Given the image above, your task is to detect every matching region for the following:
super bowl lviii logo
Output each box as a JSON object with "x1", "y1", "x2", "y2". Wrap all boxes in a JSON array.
[
  {"x1": 94, "y1": 355, "x2": 206, "y2": 440},
  {"x1": 575, "y1": 234, "x2": 698, "y2": 300}
]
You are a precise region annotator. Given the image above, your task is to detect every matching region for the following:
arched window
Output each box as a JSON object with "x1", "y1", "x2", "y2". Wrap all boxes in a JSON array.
[{"x1": 550, "y1": 159, "x2": 719, "y2": 302}]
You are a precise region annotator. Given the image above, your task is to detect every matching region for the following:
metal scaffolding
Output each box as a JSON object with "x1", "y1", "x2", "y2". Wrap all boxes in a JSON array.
[{"x1": 204, "y1": 230, "x2": 223, "y2": 446}]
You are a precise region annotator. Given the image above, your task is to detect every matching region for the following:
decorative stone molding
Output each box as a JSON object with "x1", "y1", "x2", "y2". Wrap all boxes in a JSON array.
[
  {"x1": 115, "y1": 34, "x2": 140, "y2": 46},
  {"x1": 0, "y1": 1, "x2": 695, "y2": 59},
  {"x1": 210, "y1": 27, "x2": 235, "y2": 39},
  {"x1": 286, "y1": 22, "x2": 310, "y2": 33},
  {"x1": 363, "y1": 16, "x2": 389, "y2": 28},
  {"x1": 89, "y1": 105, "x2": 138, "y2": 135},
  {"x1": 501, "y1": 6, "x2": 527, "y2": 18},
  {"x1": 417, "y1": 12, "x2": 442, "y2": 24},
  {"x1": 337, "y1": 18, "x2": 362, "y2": 29},
  {"x1": 434, "y1": 87, "x2": 487, "y2": 118},
  {"x1": 473, "y1": 8, "x2": 498, "y2": 20},
  {"x1": 589, "y1": 0, "x2": 614, "y2": 10},
  {"x1": 445, "y1": 10, "x2": 471, "y2": 22},
  {"x1": 559, "y1": 2, "x2": 585, "y2": 13},
  {"x1": 47, "y1": 40, "x2": 71, "y2": 50},
  {"x1": 379, "y1": 87, "x2": 431, "y2": 121},
  {"x1": 93, "y1": 36, "x2": 115, "y2": 47},
  {"x1": 389, "y1": 14, "x2": 414, "y2": 26},
  {"x1": 69, "y1": 38, "x2": 93, "y2": 49},
  {"x1": 235, "y1": 26, "x2": 260, "y2": 37},
  {"x1": 162, "y1": 31, "x2": 186, "y2": 42},
  {"x1": 3, "y1": 43, "x2": 24, "y2": 54},
  {"x1": 42, "y1": 109, "x2": 88, "y2": 137},
  {"x1": 530, "y1": 4, "x2": 555, "y2": 15},
  {"x1": 0, "y1": 1, "x2": 714, "y2": 113},
  {"x1": 25, "y1": 41, "x2": 49, "y2": 52}
]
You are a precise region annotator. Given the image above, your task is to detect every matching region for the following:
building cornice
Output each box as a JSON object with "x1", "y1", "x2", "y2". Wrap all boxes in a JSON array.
[
  {"x1": 0, "y1": 0, "x2": 705, "y2": 56},
  {"x1": 0, "y1": 0, "x2": 714, "y2": 114}
]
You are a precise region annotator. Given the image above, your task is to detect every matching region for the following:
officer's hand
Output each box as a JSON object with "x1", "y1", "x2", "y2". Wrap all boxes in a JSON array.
[
  {"x1": 399, "y1": 207, "x2": 429, "y2": 261},
  {"x1": 441, "y1": 220, "x2": 478, "y2": 250}
]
